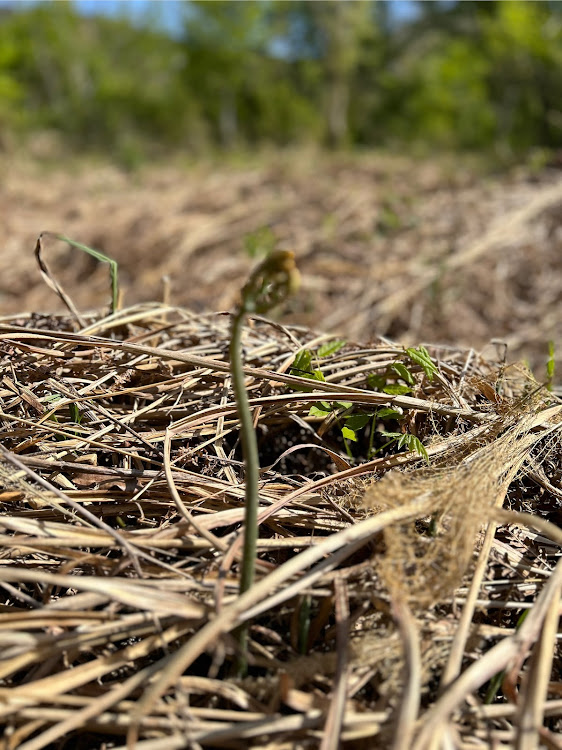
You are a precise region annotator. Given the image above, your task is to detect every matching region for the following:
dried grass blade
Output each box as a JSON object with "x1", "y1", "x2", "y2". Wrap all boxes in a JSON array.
[
  {"x1": 320, "y1": 577, "x2": 350, "y2": 750},
  {"x1": 439, "y1": 521, "x2": 498, "y2": 691},
  {"x1": 163, "y1": 428, "x2": 228, "y2": 552},
  {"x1": 0, "y1": 445, "x2": 144, "y2": 577},
  {"x1": 412, "y1": 555, "x2": 562, "y2": 750},
  {"x1": 516, "y1": 579, "x2": 562, "y2": 750},
  {"x1": 16, "y1": 664, "x2": 156, "y2": 750},
  {"x1": 0, "y1": 569, "x2": 205, "y2": 619},
  {"x1": 127, "y1": 497, "x2": 434, "y2": 747},
  {"x1": 34, "y1": 233, "x2": 86, "y2": 326},
  {"x1": 391, "y1": 592, "x2": 421, "y2": 750},
  {"x1": 1, "y1": 620, "x2": 192, "y2": 701},
  {"x1": 266, "y1": 442, "x2": 351, "y2": 472}
]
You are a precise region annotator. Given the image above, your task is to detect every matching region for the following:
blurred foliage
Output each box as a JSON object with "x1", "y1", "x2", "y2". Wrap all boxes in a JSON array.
[{"x1": 0, "y1": 0, "x2": 560, "y2": 160}]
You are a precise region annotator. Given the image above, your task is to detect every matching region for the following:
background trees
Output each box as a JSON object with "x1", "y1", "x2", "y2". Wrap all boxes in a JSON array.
[{"x1": 0, "y1": 0, "x2": 560, "y2": 161}]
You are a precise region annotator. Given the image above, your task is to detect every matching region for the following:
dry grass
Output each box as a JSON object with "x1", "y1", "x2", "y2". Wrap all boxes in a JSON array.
[
  {"x1": 2, "y1": 152, "x2": 562, "y2": 372},
  {"x1": 0, "y1": 296, "x2": 561, "y2": 749}
]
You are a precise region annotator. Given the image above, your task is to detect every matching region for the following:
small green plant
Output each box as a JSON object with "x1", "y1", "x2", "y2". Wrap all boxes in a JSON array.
[
  {"x1": 230, "y1": 249, "x2": 300, "y2": 673},
  {"x1": 405, "y1": 345, "x2": 438, "y2": 380},
  {"x1": 546, "y1": 340, "x2": 556, "y2": 392},
  {"x1": 290, "y1": 347, "x2": 329, "y2": 390},
  {"x1": 243, "y1": 226, "x2": 277, "y2": 259},
  {"x1": 35, "y1": 232, "x2": 119, "y2": 315},
  {"x1": 378, "y1": 431, "x2": 429, "y2": 462},
  {"x1": 290, "y1": 344, "x2": 435, "y2": 462},
  {"x1": 43, "y1": 392, "x2": 82, "y2": 426},
  {"x1": 68, "y1": 402, "x2": 83, "y2": 425}
]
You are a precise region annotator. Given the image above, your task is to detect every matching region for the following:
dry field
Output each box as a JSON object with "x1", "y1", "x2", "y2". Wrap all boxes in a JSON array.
[
  {"x1": 0, "y1": 153, "x2": 561, "y2": 749},
  {"x1": 2, "y1": 151, "x2": 562, "y2": 370}
]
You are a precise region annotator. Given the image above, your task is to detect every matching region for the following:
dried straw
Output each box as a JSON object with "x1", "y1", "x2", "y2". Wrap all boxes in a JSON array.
[{"x1": 0, "y1": 302, "x2": 560, "y2": 748}]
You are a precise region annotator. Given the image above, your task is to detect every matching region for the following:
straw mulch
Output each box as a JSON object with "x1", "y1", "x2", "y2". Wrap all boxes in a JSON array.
[{"x1": 0, "y1": 301, "x2": 561, "y2": 749}]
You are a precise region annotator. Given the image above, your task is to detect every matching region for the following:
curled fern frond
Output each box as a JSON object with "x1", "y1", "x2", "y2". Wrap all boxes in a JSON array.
[{"x1": 241, "y1": 250, "x2": 301, "y2": 314}]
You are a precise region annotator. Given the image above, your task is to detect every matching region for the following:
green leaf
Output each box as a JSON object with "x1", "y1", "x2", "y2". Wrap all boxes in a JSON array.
[
  {"x1": 44, "y1": 393, "x2": 63, "y2": 404},
  {"x1": 396, "y1": 434, "x2": 408, "y2": 449},
  {"x1": 309, "y1": 404, "x2": 331, "y2": 418},
  {"x1": 345, "y1": 413, "x2": 371, "y2": 431},
  {"x1": 376, "y1": 407, "x2": 403, "y2": 419},
  {"x1": 406, "y1": 346, "x2": 437, "y2": 381},
  {"x1": 317, "y1": 339, "x2": 346, "y2": 357},
  {"x1": 408, "y1": 435, "x2": 429, "y2": 462},
  {"x1": 341, "y1": 426, "x2": 357, "y2": 442},
  {"x1": 57, "y1": 235, "x2": 119, "y2": 315},
  {"x1": 382, "y1": 431, "x2": 429, "y2": 462},
  {"x1": 290, "y1": 350, "x2": 326, "y2": 391},
  {"x1": 546, "y1": 340, "x2": 555, "y2": 383},
  {"x1": 383, "y1": 384, "x2": 412, "y2": 395},
  {"x1": 291, "y1": 349, "x2": 313, "y2": 376},
  {"x1": 368, "y1": 373, "x2": 387, "y2": 390},
  {"x1": 69, "y1": 403, "x2": 82, "y2": 424},
  {"x1": 391, "y1": 362, "x2": 415, "y2": 385},
  {"x1": 335, "y1": 401, "x2": 353, "y2": 410}
]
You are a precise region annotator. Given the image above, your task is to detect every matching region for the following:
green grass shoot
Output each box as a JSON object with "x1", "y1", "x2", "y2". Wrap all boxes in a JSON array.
[{"x1": 56, "y1": 234, "x2": 119, "y2": 314}]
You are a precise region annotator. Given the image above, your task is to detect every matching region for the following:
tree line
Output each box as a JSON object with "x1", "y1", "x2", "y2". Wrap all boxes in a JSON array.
[{"x1": 0, "y1": 1, "x2": 560, "y2": 162}]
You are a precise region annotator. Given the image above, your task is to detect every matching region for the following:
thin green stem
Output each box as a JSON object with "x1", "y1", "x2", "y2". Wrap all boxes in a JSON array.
[
  {"x1": 228, "y1": 250, "x2": 300, "y2": 675},
  {"x1": 368, "y1": 413, "x2": 377, "y2": 459},
  {"x1": 230, "y1": 308, "x2": 260, "y2": 598},
  {"x1": 230, "y1": 307, "x2": 260, "y2": 677}
]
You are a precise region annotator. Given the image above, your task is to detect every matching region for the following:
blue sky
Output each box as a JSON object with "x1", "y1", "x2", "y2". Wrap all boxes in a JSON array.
[
  {"x1": 0, "y1": 0, "x2": 187, "y2": 34},
  {"x1": 74, "y1": 0, "x2": 187, "y2": 34},
  {"x1": 0, "y1": 0, "x2": 424, "y2": 36}
]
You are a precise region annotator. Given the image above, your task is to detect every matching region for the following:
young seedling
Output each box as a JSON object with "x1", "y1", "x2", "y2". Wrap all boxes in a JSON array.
[
  {"x1": 35, "y1": 232, "x2": 120, "y2": 316},
  {"x1": 290, "y1": 343, "x2": 435, "y2": 462},
  {"x1": 243, "y1": 226, "x2": 277, "y2": 259},
  {"x1": 230, "y1": 250, "x2": 300, "y2": 671},
  {"x1": 546, "y1": 340, "x2": 556, "y2": 392}
]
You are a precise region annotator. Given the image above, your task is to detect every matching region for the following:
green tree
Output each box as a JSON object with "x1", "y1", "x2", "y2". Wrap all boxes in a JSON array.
[
  {"x1": 377, "y1": 0, "x2": 562, "y2": 153},
  {"x1": 0, "y1": 0, "x2": 560, "y2": 157},
  {"x1": 0, "y1": 3, "x2": 191, "y2": 158},
  {"x1": 0, "y1": 15, "x2": 26, "y2": 143},
  {"x1": 270, "y1": 1, "x2": 377, "y2": 147},
  {"x1": 480, "y1": 1, "x2": 562, "y2": 151},
  {"x1": 182, "y1": 1, "x2": 270, "y2": 147}
]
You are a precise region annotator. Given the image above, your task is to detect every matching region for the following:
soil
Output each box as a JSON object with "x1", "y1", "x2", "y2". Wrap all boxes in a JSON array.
[{"x1": 2, "y1": 150, "x2": 561, "y2": 374}]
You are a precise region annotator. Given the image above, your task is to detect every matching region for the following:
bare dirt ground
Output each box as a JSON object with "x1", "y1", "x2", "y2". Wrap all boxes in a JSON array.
[{"x1": 2, "y1": 150, "x2": 561, "y2": 374}]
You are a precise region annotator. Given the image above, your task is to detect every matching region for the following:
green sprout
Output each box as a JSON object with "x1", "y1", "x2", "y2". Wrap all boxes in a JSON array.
[
  {"x1": 243, "y1": 226, "x2": 277, "y2": 259},
  {"x1": 546, "y1": 340, "x2": 556, "y2": 392},
  {"x1": 230, "y1": 249, "x2": 300, "y2": 672},
  {"x1": 59, "y1": 234, "x2": 119, "y2": 314},
  {"x1": 35, "y1": 232, "x2": 119, "y2": 315},
  {"x1": 290, "y1": 343, "x2": 435, "y2": 462},
  {"x1": 405, "y1": 345, "x2": 438, "y2": 380},
  {"x1": 378, "y1": 431, "x2": 429, "y2": 463}
]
